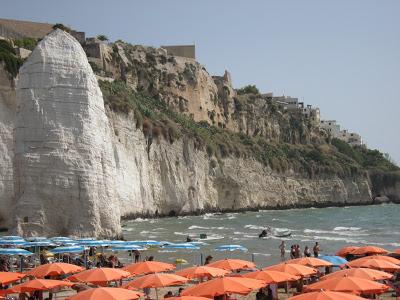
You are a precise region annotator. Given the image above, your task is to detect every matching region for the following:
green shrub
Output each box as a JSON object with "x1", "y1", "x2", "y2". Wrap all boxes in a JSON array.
[
  {"x1": 236, "y1": 84, "x2": 259, "y2": 95},
  {"x1": 97, "y1": 35, "x2": 109, "y2": 41},
  {"x1": 0, "y1": 40, "x2": 23, "y2": 79},
  {"x1": 13, "y1": 38, "x2": 38, "y2": 51}
]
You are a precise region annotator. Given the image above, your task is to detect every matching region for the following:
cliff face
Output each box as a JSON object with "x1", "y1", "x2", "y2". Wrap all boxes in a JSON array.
[
  {"x1": 13, "y1": 30, "x2": 121, "y2": 237},
  {"x1": 109, "y1": 110, "x2": 373, "y2": 218},
  {"x1": 0, "y1": 30, "x2": 397, "y2": 238}
]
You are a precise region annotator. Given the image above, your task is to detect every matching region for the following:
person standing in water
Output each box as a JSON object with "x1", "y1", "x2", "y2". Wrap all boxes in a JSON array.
[
  {"x1": 313, "y1": 242, "x2": 320, "y2": 257},
  {"x1": 304, "y1": 246, "x2": 311, "y2": 257},
  {"x1": 279, "y1": 241, "x2": 286, "y2": 261}
]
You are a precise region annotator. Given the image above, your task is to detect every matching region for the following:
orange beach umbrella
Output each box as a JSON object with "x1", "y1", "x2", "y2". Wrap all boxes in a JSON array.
[
  {"x1": 353, "y1": 255, "x2": 400, "y2": 265},
  {"x1": 176, "y1": 266, "x2": 229, "y2": 279},
  {"x1": 350, "y1": 246, "x2": 388, "y2": 256},
  {"x1": 346, "y1": 258, "x2": 400, "y2": 272},
  {"x1": 288, "y1": 257, "x2": 333, "y2": 268},
  {"x1": 287, "y1": 290, "x2": 366, "y2": 300},
  {"x1": 67, "y1": 287, "x2": 143, "y2": 300},
  {"x1": 243, "y1": 270, "x2": 299, "y2": 284},
  {"x1": 0, "y1": 272, "x2": 26, "y2": 285},
  {"x1": 26, "y1": 263, "x2": 85, "y2": 278},
  {"x1": 181, "y1": 277, "x2": 265, "y2": 297},
  {"x1": 336, "y1": 246, "x2": 359, "y2": 257},
  {"x1": 168, "y1": 297, "x2": 212, "y2": 300},
  {"x1": 2, "y1": 279, "x2": 74, "y2": 294},
  {"x1": 304, "y1": 275, "x2": 389, "y2": 295},
  {"x1": 263, "y1": 263, "x2": 317, "y2": 277},
  {"x1": 123, "y1": 261, "x2": 175, "y2": 276},
  {"x1": 67, "y1": 268, "x2": 131, "y2": 285},
  {"x1": 206, "y1": 259, "x2": 256, "y2": 271},
  {"x1": 122, "y1": 273, "x2": 188, "y2": 289},
  {"x1": 320, "y1": 267, "x2": 393, "y2": 281}
]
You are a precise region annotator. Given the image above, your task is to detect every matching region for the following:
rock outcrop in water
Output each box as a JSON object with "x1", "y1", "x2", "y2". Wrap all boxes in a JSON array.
[
  {"x1": 13, "y1": 30, "x2": 121, "y2": 237},
  {"x1": 0, "y1": 29, "x2": 397, "y2": 237}
]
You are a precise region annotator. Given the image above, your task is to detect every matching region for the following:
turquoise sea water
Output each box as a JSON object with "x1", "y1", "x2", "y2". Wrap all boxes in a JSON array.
[{"x1": 122, "y1": 204, "x2": 400, "y2": 267}]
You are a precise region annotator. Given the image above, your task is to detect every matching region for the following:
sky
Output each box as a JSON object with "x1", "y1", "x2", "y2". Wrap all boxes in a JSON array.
[{"x1": 3, "y1": 0, "x2": 400, "y2": 164}]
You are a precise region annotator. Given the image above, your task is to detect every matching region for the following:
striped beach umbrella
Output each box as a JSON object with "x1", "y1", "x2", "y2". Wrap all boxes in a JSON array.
[
  {"x1": 163, "y1": 243, "x2": 200, "y2": 250},
  {"x1": 50, "y1": 245, "x2": 85, "y2": 254},
  {"x1": 0, "y1": 248, "x2": 34, "y2": 256},
  {"x1": 127, "y1": 240, "x2": 163, "y2": 246}
]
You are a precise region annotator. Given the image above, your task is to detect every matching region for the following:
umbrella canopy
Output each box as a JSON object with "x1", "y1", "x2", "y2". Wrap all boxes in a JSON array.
[
  {"x1": 122, "y1": 273, "x2": 188, "y2": 289},
  {"x1": 0, "y1": 240, "x2": 27, "y2": 246},
  {"x1": 353, "y1": 255, "x2": 400, "y2": 265},
  {"x1": 287, "y1": 290, "x2": 366, "y2": 300},
  {"x1": 176, "y1": 266, "x2": 229, "y2": 279},
  {"x1": 350, "y1": 246, "x2": 388, "y2": 256},
  {"x1": 168, "y1": 297, "x2": 212, "y2": 300},
  {"x1": 50, "y1": 245, "x2": 85, "y2": 254},
  {"x1": 243, "y1": 270, "x2": 299, "y2": 284},
  {"x1": 320, "y1": 268, "x2": 393, "y2": 281},
  {"x1": 127, "y1": 240, "x2": 163, "y2": 246},
  {"x1": 181, "y1": 277, "x2": 265, "y2": 297},
  {"x1": 2, "y1": 279, "x2": 74, "y2": 294},
  {"x1": 67, "y1": 268, "x2": 131, "y2": 285},
  {"x1": 22, "y1": 240, "x2": 56, "y2": 247},
  {"x1": 162, "y1": 243, "x2": 200, "y2": 250},
  {"x1": 67, "y1": 287, "x2": 143, "y2": 300},
  {"x1": 123, "y1": 261, "x2": 175, "y2": 276},
  {"x1": 2, "y1": 236, "x2": 24, "y2": 240},
  {"x1": 214, "y1": 245, "x2": 248, "y2": 252},
  {"x1": 319, "y1": 255, "x2": 348, "y2": 266},
  {"x1": 263, "y1": 263, "x2": 317, "y2": 277},
  {"x1": 336, "y1": 246, "x2": 360, "y2": 257},
  {"x1": 304, "y1": 276, "x2": 389, "y2": 295},
  {"x1": 346, "y1": 257, "x2": 400, "y2": 272},
  {"x1": 207, "y1": 259, "x2": 256, "y2": 271},
  {"x1": 0, "y1": 272, "x2": 26, "y2": 285},
  {"x1": 26, "y1": 263, "x2": 85, "y2": 278},
  {"x1": 288, "y1": 257, "x2": 333, "y2": 268},
  {"x1": 0, "y1": 248, "x2": 33, "y2": 256}
]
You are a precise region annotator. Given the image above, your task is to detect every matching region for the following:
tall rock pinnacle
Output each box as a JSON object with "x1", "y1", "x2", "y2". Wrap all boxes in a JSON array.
[{"x1": 14, "y1": 29, "x2": 121, "y2": 237}]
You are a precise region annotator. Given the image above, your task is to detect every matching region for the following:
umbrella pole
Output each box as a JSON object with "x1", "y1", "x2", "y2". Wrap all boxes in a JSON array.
[
  {"x1": 19, "y1": 255, "x2": 23, "y2": 272},
  {"x1": 155, "y1": 288, "x2": 159, "y2": 300}
]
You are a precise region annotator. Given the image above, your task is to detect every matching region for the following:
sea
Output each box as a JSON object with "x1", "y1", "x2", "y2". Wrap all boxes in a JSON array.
[{"x1": 121, "y1": 203, "x2": 400, "y2": 267}]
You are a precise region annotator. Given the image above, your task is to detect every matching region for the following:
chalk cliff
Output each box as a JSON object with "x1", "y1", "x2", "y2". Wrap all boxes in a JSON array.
[
  {"x1": 0, "y1": 30, "x2": 397, "y2": 237},
  {"x1": 13, "y1": 30, "x2": 121, "y2": 237}
]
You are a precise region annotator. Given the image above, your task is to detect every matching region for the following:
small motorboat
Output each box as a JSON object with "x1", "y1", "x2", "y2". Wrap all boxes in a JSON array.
[{"x1": 273, "y1": 230, "x2": 292, "y2": 238}]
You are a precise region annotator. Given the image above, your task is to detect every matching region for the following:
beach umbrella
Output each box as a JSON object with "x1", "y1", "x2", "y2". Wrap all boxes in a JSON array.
[
  {"x1": 0, "y1": 248, "x2": 33, "y2": 256},
  {"x1": 76, "y1": 238, "x2": 96, "y2": 242},
  {"x1": 286, "y1": 290, "x2": 366, "y2": 300},
  {"x1": 0, "y1": 239, "x2": 27, "y2": 246},
  {"x1": 181, "y1": 277, "x2": 265, "y2": 297},
  {"x1": 77, "y1": 240, "x2": 110, "y2": 247},
  {"x1": 122, "y1": 273, "x2": 188, "y2": 289},
  {"x1": 207, "y1": 259, "x2": 256, "y2": 271},
  {"x1": 122, "y1": 273, "x2": 188, "y2": 300},
  {"x1": 263, "y1": 263, "x2": 317, "y2": 277},
  {"x1": 0, "y1": 272, "x2": 26, "y2": 285},
  {"x1": 320, "y1": 268, "x2": 393, "y2": 281},
  {"x1": 288, "y1": 257, "x2": 333, "y2": 268},
  {"x1": 2, "y1": 279, "x2": 74, "y2": 294},
  {"x1": 104, "y1": 240, "x2": 127, "y2": 245},
  {"x1": 176, "y1": 266, "x2": 229, "y2": 279},
  {"x1": 50, "y1": 245, "x2": 85, "y2": 254},
  {"x1": 336, "y1": 246, "x2": 359, "y2": 257},
  {"x1": 22, "y1": 240, "x2": 56, "y2": 247},
  {"x1": 214, "y1": 245, "x2": 248, "y2": 252},
  {"x1": 319, "y1": 255, "x2": 348, "y2": 266},
  {"x1": 26, "y1": 262, "x2": 85, "y2": 278},
  {"x1": 304, "y1": 275, "x2": 389, "y2": 295},
  {"x1": 346, "y1": 257, "x2": 400, "y2": 272},
  {"x1": 353, "y1": 254, "x2": 400, "y2": 265},
  {"x1": 350, "y1": 246, "x2": 388, "y2": 256},
  {"x1": 168, "y1": 297, "x2": 212, "y2": 300},
  {"x1": 127, "y1": 240, "x2": 163, "y2": 246},
  {"x1": 66, "y1": 287, "x2": 144, "y2": 300},
  {"x1": 243, "y1": 270, "x2": 299, "y2": 284},
  {"x1": 67, "y1": 268, "x2": 131, "y2": 285},
  {"x1": 123, "y1": 261, "x2": 175, "y2": 276},
  {"x1": 162, "y1": 243, "x2": 200, "y2": 250}
]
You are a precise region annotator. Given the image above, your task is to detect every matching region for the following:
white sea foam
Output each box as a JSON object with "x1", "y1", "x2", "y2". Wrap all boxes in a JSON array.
[
  {"x1": 333, "y1": 226, "x2": 361, "y2": 231},
  {"x1": 188, "y1": 225, "x2": 209, "y2": 230}
]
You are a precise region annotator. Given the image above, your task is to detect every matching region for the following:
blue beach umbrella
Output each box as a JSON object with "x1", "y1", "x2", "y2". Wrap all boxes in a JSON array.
[
  {"x1": 0, "y1": 248, "x2": 34, "y2": 256},
  {"x1": 2, "y1": 236, "x2": 24, "y2": 240},
  {"x1": 51, "y1": 236, "x2": 74, "y2": 241},
  {"x1": 0, "y1": 239, "x2": 27, "y2": 246},
  {"x1": 77, "y1": 240, "x2": 109, "y2": 247},
  {"x1": 50, "y1": 245, "x2": 85, "y2": 254},
  {"x1": 127, "y1": 240, "x2": 163, "y2": 246},
  {"x1": 162, "y1": 243, "x2": 200, "y2": 250},
  {"x1": 103, "y1": 240, "x2": 127, "y2": 245},
  {"x1": 109, "y1": 244, "x2": 146, "y2": 251},
  {"x1": 22, "y1": 240, "x2": 56, "y2": 247},
  {"x1": 319, "y1": 255, "x2": 348, "y2": 266},
  {"x1": 76, "y1": 238, "x2": 96, "y2": 242},
  {"x1": 215, "y1": 245, "x2": 248, "y2": 252}
]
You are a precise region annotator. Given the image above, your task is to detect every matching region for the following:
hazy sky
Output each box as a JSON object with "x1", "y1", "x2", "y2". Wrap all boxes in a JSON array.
[{"x1": 4, "y1": 1, "x2": 400, "y2": 163}]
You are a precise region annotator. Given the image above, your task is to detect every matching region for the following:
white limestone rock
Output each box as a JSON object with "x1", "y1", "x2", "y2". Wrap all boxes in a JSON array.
[{"x1": 14, "y1": 29, "x2": 121, "y2": 238}]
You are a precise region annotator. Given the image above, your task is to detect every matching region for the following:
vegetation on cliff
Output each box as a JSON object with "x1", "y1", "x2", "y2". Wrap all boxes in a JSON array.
[
  {"x1": 0, "y1": 40, "x2": 23, "y2": 79},
  {"x1": 99, "y1": 80, "x2": 398, "y2": 179}
]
